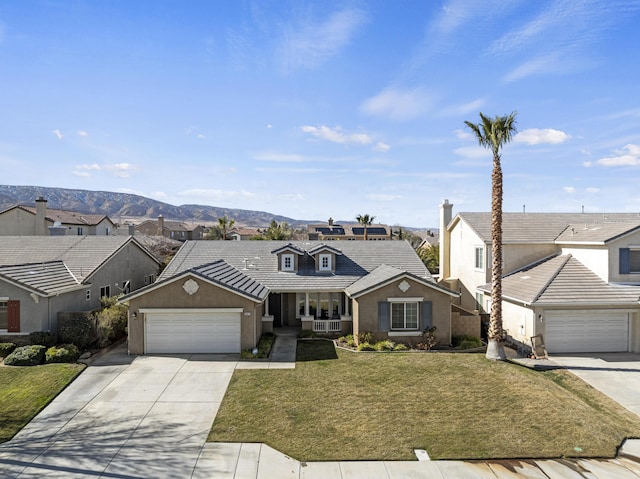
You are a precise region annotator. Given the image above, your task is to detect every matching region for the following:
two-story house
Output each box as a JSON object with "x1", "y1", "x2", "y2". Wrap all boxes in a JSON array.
[
  {"x1": 439, "y1": 199, "x2": 640, "y2": 354},
  {"x1": 135, "y1": 215, "x2": 204, "y2": 241}
]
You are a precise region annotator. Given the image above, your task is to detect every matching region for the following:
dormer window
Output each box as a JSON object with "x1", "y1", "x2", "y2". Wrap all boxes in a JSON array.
[
  {"x1": 282, "y1": 254, "x2": 294, "y2": 271},
  {"x1": 319, "y1": 254, "x2": 332, "y2": 271}
]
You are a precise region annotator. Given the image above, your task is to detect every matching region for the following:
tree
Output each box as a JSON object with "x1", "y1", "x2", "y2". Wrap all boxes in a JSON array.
[
  {"x1": 205, "y1": 216, "x2": 235, "y2": 240},
  {"x1": 418, "y1": 243, "x2": 439, "y2": 275},
  {"x1": 356, "y1": 214, "x2": 375, "y2": 240},
  {"x1": 465, "y1": 111, "x2": 517, "y2": 361},
  {"x1": 253, "y1": 220, "x2": 292, "y2": 240}
]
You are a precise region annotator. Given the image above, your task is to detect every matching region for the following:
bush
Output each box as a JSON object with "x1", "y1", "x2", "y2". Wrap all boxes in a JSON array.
[
  {"x1": 357, "y1": 331, "x2": 373, "y2": 345},
  {"x1": 45, "y1": 344, "x2": 80, "y2": 363},
  {"x1": 92, "y1": 296, "x2": 128, "y2": 348},
  {"x1": 29, "y1": 331, "x2": 57, "y2": 348},
  {"x1": 459, "y1": 339, "x2": 483, "y2": 350},
  {"x1": 338, "y1": 334, "x2": 356, "y2": 347},
  {"x1": 452, "y1": 334, "x2": 482, "y2": 348},
  {"x1": 393, "y1": 343, "x2": 409, "y2": 351},
  {"x1": 3, "y1": 345, "x2": 46, "y2": 366},
  {"x1": 357, "y1": 342, "x2": 376, "y2": 351},
  {"x1": 242, "y1": 332, "x2": 276, "y2": 359},
  {"x1": 416, "y1": 327, "x2": 438, "y2": 351},
  {"x1": 58, "y1": 317, "x2": 96, "y2": 351},
  {"x1": 0, "y1": 342, "x2": 16, "y2": 358},
  {"x1": 374, "y1": 340, "x2": 396, "y2": 351}
]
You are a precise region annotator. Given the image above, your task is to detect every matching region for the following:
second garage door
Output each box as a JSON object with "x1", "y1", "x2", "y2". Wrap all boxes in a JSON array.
[
  {"x1": 545, "y1": 310, "x2": 629, "y2": 353},
  {"x1": 144, "y1": 309, "x2": 242, "y2": 354}
]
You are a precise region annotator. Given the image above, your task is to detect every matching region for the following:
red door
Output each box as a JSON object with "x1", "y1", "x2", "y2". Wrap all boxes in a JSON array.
[{"x1": 7, "y1": 300, "x2": 20, "y2": 332}]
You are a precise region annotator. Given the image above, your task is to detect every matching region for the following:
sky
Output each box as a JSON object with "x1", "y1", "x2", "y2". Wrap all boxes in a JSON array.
[{"x1": 1, "y1": 0, "x2": 640, "y2": 228}]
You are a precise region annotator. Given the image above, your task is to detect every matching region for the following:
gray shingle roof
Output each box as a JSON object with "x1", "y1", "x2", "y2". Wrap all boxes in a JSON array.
[
  {"x1": 191, "y1": 260, "x2": 269, "y2": 301},
  {"x1": 160, "y1": 240, "x2": 431, "y2": 292},
  {"x1": 457, "y1": 212, "x2": 640, "y2": 244},
  {"x1": 0, "y1": 236, "x2": 150, "y2": 281},
  {"x1": 555, "y1": 222, "x2": 640, "y2": 243},
  {"x1": 0, "y1": 261, "x2": 80, "y2": 295},
  {"x1": 479, "y1": 254, "x2": 640, "y2": 305}
]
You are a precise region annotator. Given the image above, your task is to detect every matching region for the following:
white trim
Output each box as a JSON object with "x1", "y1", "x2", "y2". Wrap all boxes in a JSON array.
[
  {"x1": 387, "y1": 297, "x2": 423, "y2": 302},
  {"x1": 139, "y1": 308, "x2": 244, "y2": 314},
  {"x1": 388, "y1": 331, "x2": 422, "y2": 337},
  {"x1": 282, "y1": 254, "x2": 294, "y2": 271},
  {"x1": 0, "y1": 297, "x2": 8, "y2": 301},
  {"x1": 319, "y1": 253, "x2": 332, "y2": 271}
]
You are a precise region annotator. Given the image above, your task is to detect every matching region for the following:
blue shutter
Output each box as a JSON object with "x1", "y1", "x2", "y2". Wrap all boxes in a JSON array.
[
  {"x1": 421, "y1": 301, "x2": 433, "y2": 330},
  {"x1": 620, "y1": 248, "x2": 631, "y2": 274},
  {"x1": 378, "y1": 302, "x2": 390, "y2": 332}
]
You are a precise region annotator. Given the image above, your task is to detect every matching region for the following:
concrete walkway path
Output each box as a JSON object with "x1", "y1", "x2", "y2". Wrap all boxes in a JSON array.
[{"x1": 2, "y1": 342, "x2": 640, "y2": 478}]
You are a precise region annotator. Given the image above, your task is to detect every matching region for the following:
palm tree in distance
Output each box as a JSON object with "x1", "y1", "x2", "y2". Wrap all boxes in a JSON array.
[
  {"x1": 465, "y1": 111, "x2": 517, "y2": 361},
  {"x1": 356, "y1": 214, "x2": 375, "y2": 241},
  {"x1": 217, "y1": 215, "x2": 235, "y2": 240}
]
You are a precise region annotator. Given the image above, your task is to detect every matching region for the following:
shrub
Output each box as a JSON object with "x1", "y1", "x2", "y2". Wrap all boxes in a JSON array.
[
  {"x1": 393, "y1": 343, "x2": 409, "y2": 351},
  {"x1": 29, "y1": 331, "x2": 57, "y2": 348},
  {"x1": 357, "y1": 331, "x2": 373, "y2": 345},
  {"x1": 452, "y1": 334, "x2": 482, "y2": 348},
  {"x1": 374, "y1": 340, "x2": 396, "y2": 351},
  {"x1": 416, "y1": 327, "x2": 438, "y2": 351},
  {"x1": 3, "y1": 345, "x2": 47, "y2": 366},
  {"x1": 297, "y1": 329, "x2": 317, "y2": 339},
  {"x1": 242, "y1": 332, "x2": 276, "y2": 359},
  {"x1": 92, "y1": 296, "x2": 128, "y2": 348},
  {"x1": 338, "y1": 334, "x2": 356, "y2": 348},
  {"x1": 357, "y1": 342, "x2": 376, "y2": 351},
  {"x1": 58, "y1": 317, "x2": 97, "y2": 351},
  {"x1": 0, "y1": 342, "x2": 16, "y2": 358},
  {"x1": 45, "y1": 344, "x2": 80, "y2": 363},
  {"x1": 459, "y1": 339, "x2": 483, "y2": 350}
]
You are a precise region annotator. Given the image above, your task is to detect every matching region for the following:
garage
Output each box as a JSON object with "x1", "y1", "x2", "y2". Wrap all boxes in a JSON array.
[
  {"x1": 143, "y1": 308, "x2": 242, "y2": 354},
  {"x1": 545, "y1": 310, "x2": 629, "y2": 353}
]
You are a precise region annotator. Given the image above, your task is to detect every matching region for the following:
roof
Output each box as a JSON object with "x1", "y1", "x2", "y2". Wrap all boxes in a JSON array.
[
  {"x1": 455, "y1": 212, "x2": 640, "y2": 244},
  {"x1": 160, "y1": 240, "x2": 432, "y2": 292},
  {"x1": 478, "y1": 254, "x2": 640, "y2": 305},
  {"x1": 0, "y1": 236, "x2": 158, "y2": 282},
  {"x1": 0, "y1": 261, "x2": 81, "y2": 296},
  {"x1": 555, "y1": 222, "x2": 640, "y2": 244},
  {"x1": 346, "y1": 264, "x2": 457, "y2": 298},
  {"x1": 307, "y1": 222, "x2": 391, "y2": 237},
  {"x1": 17, "y1": 206, "x2": 112, "y2": 226}
]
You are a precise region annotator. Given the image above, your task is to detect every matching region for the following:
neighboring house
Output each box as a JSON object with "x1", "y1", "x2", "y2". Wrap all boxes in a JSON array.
[
  {"x1": 121, "y1": 241, "x2": 459, "y2": 354},
  {"x1": 0, "y1": 197, "x2": 115, "y2": 236},
  {"x1": 307, "y1": 218, "x2": 391, "y2": 240},
  {"x1": 135, "y1": 215, "x2": 204, "y2": 241},
  {"x1": 226, "y1": 227, "x2": 261, "y2": 240},
  {"x1": 439, "y1": 199, "x2": 640, "y2": 353},
  {"x1": 0, "y1": 236, "x2": 161, "y2": 335}
]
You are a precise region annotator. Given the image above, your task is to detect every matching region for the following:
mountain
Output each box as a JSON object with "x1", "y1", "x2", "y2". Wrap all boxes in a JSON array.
[{"x1": 0, "y1": 185, "x2": 301, "y2": 227}]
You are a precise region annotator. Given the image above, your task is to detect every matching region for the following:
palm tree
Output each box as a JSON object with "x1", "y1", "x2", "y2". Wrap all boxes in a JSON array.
[
  {"x1": 356, "y1": 214, "x2": 375, "y2": 240},
  {"x1": 215, "y1": 215, "x2": 235, "y2": 240},
  {"x1": 465, "y1": 111, "x2": 517, "y2": 361}
]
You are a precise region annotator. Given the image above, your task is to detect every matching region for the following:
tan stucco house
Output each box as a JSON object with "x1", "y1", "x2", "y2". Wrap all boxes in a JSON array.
[
  {"x1": 135, "y1": 215, "x2": 204, "y2": 241},
  {"x1": 121, "y1": 240, "x2": 458, "y2": 354},
  {"x1": 0, "y1": 236, "x2": 161, "y2": 335},
  {"x1": 439, "y1": 199, "x2": 640, "y2": 354}
]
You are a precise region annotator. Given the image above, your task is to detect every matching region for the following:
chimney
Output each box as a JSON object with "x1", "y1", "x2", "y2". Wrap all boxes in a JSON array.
[
  {"x1": 128, "y1": 224, "x2": 135, "y2": 236},
  {"x1": 157, "y1": 215, "x2": 164, "y2": 236},
  {"x1": 439, "y1": 199, "x2": 453, "y2": 281},
  {"x1": 328, "y1": 217, "x2": 334, "y2": 226},
  {"x1": 35, "y1": 196, "x2": 48, "y2": 236}
]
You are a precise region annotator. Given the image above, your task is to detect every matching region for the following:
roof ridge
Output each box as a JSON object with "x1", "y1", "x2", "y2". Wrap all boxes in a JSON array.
[{"x1": 531, "y1": 254, "x2": 572, "y2": 303}]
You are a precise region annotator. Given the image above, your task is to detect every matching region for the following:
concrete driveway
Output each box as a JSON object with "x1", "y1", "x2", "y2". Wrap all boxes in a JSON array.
[
  {"x1": 551, "y1": 352, "x2": 640, "y2": 417},
  {"x1": 0, "y1": 343, "x2": 238, "y2": 478}
]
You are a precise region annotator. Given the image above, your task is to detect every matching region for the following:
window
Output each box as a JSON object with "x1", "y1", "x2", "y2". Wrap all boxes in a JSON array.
[
  {"x1": 474, "y1": 246, "x2": 484, "y2": 270},
  {"x1": 475, "y1": 293, "x2": 484, "y2": 313},
  {"x1": 86, "y1": 290, "x2": 91, "y2": 301},
  {"x1": 391, "y1": 302, "x2": 419, "y2": 330},
  {"x1": 0, "y1": 301, "x2": 7, "y2": 330},
  {"x1": 100, "y1": 285, "x2": 111, "y2": 298},
  {"x1": 620, "y1": 248, "x2": 640, "y2": 274},
  {"x1": 281, "y1": 254, "x2": 294, "y2": 271},
  {"x1": 77, "y1": 227, "x2": 83, "y2": 235},
  {"x1": 319, "y1": 254, "x2": 331, "y2": 271},
  {"x1": 105, "y1": 227, "x2": 110, "y2": 236}
]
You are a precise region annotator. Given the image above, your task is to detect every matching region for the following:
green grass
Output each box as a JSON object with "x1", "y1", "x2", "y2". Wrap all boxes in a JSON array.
[
  {"x1": 209, "y1": 339, "x2": 640, "y2": 461},
  {"x1": 0, "y1": 363, "x2": 85, "y2": 442}
]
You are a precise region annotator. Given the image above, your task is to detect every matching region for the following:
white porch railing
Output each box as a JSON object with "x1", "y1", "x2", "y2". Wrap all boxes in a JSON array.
[{"x1": 313, "y1": 319, "x2": 341, "y2": 333}]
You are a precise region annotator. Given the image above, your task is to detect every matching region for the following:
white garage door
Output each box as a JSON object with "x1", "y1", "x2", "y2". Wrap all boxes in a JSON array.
[
  {"x1": 545, "y1": 310, "x2": 629, "y2": 353},
  {"x1": 144, "y1": 309, "x2": 242, "y2": 354}
]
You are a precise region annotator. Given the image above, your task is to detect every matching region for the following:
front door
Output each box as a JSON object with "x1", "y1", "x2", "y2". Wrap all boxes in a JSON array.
[
  {"x1": 269, "y1": 294, "x2": 282, "y2": 327},
  {"x1": 7, "y1": 300, "x2": 20, "y2": 332}
]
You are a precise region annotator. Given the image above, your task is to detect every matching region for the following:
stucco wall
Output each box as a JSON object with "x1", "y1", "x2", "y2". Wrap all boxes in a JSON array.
[
  {"x1": 451, "y1": 311, "x2": 481, "y2": 338},
  {"x1": 606, "y1": 231, "x2": 640, "y2": 283},
  {"x1": 561, "y1": 245, "x2": 609, "y2": 281},
  {"x1": 127, "y1": 275, "x2": 262, "y2": 354},
  {"x1": 0, "y1": 208, "x2": 40, "y2": 236},
  {"x1": 501, "y1": 300, "x2": 535, "y2": 346},
  {"x1": 352, "y1": 277, "x2": 452, "y2": 346}
]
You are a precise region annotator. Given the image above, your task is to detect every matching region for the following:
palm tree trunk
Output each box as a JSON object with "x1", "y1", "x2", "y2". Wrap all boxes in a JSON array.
[{"x1": 487, "y1": 154, "x2": 506, "y2": 360}]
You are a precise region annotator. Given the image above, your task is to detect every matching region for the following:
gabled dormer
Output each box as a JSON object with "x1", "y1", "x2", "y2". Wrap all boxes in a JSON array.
[
  {"x1": 271, "y1": 243, "x2": 305, "y2": 272},
  {"x1": 308, "y1": 244, "x2": 342, "y2": 273}
]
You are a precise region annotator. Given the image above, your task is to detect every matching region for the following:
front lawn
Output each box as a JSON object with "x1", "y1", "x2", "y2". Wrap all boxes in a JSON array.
[
  {"x1": 209, "y1": 340, "x2": 640, "y2": 461},
  {"x1": 0, "y1": 363, "x2": 85, "y2": 442}
]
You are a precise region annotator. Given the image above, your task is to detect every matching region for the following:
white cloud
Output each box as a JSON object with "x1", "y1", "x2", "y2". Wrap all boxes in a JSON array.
[
  {"x1": 502, "y1": 53, "x2": 563, "y2": 83},
  {"x1": 597, "y1": 144, "x2": 640, "y2": 167},
  {"x1": 177, "y1": 188, "x2": 256, "y2": 201},
  {"x1": 279, "y1": 193, "x2": 304, "y2": 201},
  {"x1": 366, "y1": 194, "x2": 403, "y2": 201},
  {"x1": 52, "y1": 129, "x2": 63, "y2": 140},
  {"x1": 149, "y1": 191, "x2": 169, "y2": 200},
  {"x1": 266, "y1": 124, "x2": 273, "y2": 129},
  {"x1": 440, "y1": 98, "x2": 487, "y2": 117},
  {"x1": 373, "y1": 142, "x2": 390, "y2": 152},
  {"x1": 453, "y1": 145, "x2": 489, "y2": 159},
  {"x1": 253, "y1": 151, "x2": 307, "y2": 162},
  {"x1": 301, "y1": 125, "x2": 372, "y2": 146},
  {"x1": 563, "y1": 186, "x2": 576, "y2": 194},
  {"x1": 73, "y1": 163, "x2": 101, "y2": 177},
  {"x1": 583, "y1": 161, "x2": 592, "y2": 168},
  {"x1": 105, "y1": 163, "x2": 138, "y2": 178},
  {"x1": 586, "y1": 187, "x2": 600, "y2": 193},
  {"x1": 515, "y1": 128, "x2": 571, "y2": 145},
  {"x1": 196, "y1": 134, "x2": 206, "y2": 139},
  {"x1": 455, "y1": 129, "x2": 473, "y2": 140},
  {"x1": 279, "y1": 8, "x2": 367, "y2": 72},
  {"x1": 77, "y1": 130, "x2": 88, "y2": 137},
  {"x1": 360, "y1": 87, "x2": 432, "y2": 121}
]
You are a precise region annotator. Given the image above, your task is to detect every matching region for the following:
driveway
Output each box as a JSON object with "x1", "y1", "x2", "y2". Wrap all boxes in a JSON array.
[
  {"x1": 0, "y1": 343, "x2": 239, "y2": 478},
  {"x1": 551, "y1": 352, "x2": 640, "y2": 417}
]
